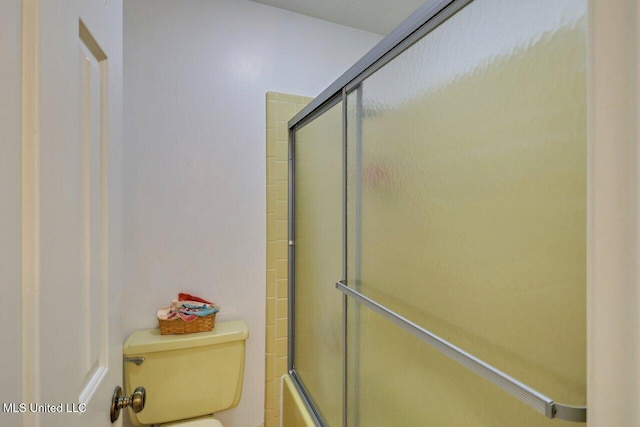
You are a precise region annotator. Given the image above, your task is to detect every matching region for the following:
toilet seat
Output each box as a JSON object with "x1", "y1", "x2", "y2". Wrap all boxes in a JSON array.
[{"x1": 160, "y1": 416, "x2": 223, "y2": 427}]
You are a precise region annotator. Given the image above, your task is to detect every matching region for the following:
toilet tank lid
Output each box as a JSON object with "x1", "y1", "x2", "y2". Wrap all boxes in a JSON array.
[{"x1": 123, "y1": 320, "x2": 248, "y2": 355}]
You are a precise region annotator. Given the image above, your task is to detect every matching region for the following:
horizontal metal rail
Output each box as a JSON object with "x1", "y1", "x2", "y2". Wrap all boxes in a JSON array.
[{"x1": 336, "y1": 281, "x2": 587, "y2": 423}]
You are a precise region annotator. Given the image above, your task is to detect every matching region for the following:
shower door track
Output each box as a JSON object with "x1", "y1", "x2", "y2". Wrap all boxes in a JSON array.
[{"x1": 336, "y1": 281, "x2": 587, "y2": 423}]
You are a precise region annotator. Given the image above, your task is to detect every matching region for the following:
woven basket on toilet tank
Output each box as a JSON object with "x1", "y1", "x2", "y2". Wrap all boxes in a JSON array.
[{"x1": 158, "y1": 313, "x2": 216, "y2": 335}]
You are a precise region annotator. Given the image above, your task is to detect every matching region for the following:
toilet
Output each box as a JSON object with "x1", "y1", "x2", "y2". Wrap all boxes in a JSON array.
[{"x1": 123, "y1": 320, "x2": 249, "y2": 426}]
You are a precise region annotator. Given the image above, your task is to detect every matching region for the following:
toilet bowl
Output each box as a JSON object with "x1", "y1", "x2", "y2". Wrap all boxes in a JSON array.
[
  {"x1": 160, "y1": 415, "x2": 223, "y2": 427},
  {"x1": 123, "y1": 320, "x2": 249, "y2": 426}
]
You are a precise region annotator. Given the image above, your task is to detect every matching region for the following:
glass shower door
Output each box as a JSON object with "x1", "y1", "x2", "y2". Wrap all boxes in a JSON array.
[
  {"x1": 292, "y1": 101, "x2": 344, "y2": 427},
  {"x1": 345, "y1": 0, "x2": 587, "y2": 425},
  {"x1": 289, "y1": 0, "x2": 588, "y2": 425}
]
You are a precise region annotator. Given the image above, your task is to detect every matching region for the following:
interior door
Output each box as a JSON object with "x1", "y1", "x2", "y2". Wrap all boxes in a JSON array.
[{"x1": 21, "y1": 0, "x2": 124, "y2": 425}]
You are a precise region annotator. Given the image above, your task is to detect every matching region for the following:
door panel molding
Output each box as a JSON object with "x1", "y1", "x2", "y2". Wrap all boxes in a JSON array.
[{"x1": 78, "y1": 32, "x2": 110, "y2": 404}]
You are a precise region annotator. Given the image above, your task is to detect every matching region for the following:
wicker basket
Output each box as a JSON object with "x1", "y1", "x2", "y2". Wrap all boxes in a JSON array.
[{"x1": 158, "y1": 313, "x2": 216, "y2": 335}]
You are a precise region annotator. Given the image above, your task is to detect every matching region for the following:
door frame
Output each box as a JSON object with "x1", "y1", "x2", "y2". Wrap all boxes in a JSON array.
[
  {"x1": 21, "y1": 1, "x2": 41, "y2": 423},
  {"x1": 587, "y1": 0, "x2": 640, "y2": 425}
]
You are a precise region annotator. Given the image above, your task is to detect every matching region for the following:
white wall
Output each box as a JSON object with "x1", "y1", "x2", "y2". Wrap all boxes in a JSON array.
[
  {"x1": 123, "y1": 1, "x2": 381, "y2": 426},
  {"x1": 0, "y1": 1, "x2": 22, "y2": 425}
]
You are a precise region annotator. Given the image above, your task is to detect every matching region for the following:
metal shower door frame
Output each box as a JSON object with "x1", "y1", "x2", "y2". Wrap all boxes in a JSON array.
[{"x1": 286, "y1": 0, "x2": 588, "y2": 424}]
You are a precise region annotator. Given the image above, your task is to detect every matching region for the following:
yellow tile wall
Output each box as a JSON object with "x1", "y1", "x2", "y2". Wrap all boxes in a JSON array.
[{"x1": 265, "y1": 92, "x2": 311, "y2": 427}]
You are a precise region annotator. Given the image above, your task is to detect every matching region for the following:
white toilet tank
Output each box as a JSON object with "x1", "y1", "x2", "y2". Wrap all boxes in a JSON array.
[{"x1": 123, "y1": 320, "x2": 249, "y2": 426}]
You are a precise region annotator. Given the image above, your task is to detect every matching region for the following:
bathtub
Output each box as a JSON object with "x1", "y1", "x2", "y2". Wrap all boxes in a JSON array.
[{"x1": 282, "y1": 375, "x2": 316, "y2": 427}]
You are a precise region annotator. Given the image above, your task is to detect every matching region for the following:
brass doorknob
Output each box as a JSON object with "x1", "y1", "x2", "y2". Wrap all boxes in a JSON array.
[{"x1": 110, "y1": 385, "x2": 146, "y2": 423}]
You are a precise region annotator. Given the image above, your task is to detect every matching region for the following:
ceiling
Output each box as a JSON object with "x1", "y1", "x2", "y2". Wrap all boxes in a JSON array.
[{"x1": 250, "y1": 0, "x2": 427, "y2": 35}]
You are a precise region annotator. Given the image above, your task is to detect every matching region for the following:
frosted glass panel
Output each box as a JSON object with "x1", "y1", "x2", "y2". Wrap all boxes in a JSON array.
[
  {"x1": 293, "y1": 101, "x2": 343, "y2": 426},
  {"x1": 346, "y1": 0, "x2": 586, "y2": 425},
  {"x1": 347, "y1": 301, "x2": 583, "y2": 426}
]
